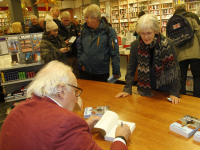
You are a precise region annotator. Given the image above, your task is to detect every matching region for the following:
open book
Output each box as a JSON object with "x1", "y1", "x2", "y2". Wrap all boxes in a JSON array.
[{"x1": 94, "y1": 110, "x2": 135, "y2": 142}]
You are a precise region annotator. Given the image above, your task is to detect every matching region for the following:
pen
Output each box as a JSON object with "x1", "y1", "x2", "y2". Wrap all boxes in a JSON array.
[{"x1": 121, "y1": 122, "x2": 123, "y2": 127}]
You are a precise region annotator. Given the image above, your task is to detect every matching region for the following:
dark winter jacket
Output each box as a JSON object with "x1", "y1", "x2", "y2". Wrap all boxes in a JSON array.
[
  {"x1": 77, "y1": 19, "x2": 120, "y2": 75},
  {"x1": 58, "y1": 22, "x2": 78, "y2": 57},
  {"x1": 40, "y1": 31, "x2": 68, "y2": 64},
  {"x1": 29, "y1": 24, "x2": 44, "y2": 33}
]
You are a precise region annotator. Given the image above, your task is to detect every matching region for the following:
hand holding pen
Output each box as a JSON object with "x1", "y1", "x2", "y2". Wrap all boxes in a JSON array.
[{"x1": 115, "y1": 122, "x2": 131, "y2": 143}]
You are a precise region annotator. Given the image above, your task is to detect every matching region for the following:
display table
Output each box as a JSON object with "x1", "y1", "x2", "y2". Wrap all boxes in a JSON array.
[{"x1": 75, "y1": 79, "x2": 200, "y2": 150}]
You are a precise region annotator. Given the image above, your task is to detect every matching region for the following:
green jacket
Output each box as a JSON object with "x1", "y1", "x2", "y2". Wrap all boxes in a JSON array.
[
  {"x1": 174, "y1": 9, "x2": 200, "y2": 62},
  {"x1": 40, "y1": 31, "x2": 68, "y2": 64}
]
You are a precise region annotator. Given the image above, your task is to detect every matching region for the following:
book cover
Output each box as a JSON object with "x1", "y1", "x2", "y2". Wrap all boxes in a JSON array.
[
  {"x1": 32, "y1": 34, "x2": 42, "y2": 51},
  {"x1": 0, "y1": 37, "x2": 9, "y2": 55},
  {"x1": 84, "y1": 106, "x2": 109, "y2": 118},
  {"x1": 170, "y1": 115, "x2": 200, "y2": 138},
  {"x1": 94, "y1": 110, "x2": 136, "y2": 142},
  {"x1": 194, "y1": 128, "x2": 200, "y2": 142},
  {"x1": 6, "y1": 36, "x2": 19, "y2": 53},
  {"x1": 19, "y1": 35, "x2": 33, "y2": 52},
  {"x1": 25, "y1": 52, "x2": 33, "y2": 64}
]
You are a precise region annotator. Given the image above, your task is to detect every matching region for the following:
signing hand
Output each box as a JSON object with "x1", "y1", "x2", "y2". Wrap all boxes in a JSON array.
[
  {"x1": 115, "y1": 92, "x2": 130, "y2": 98},
  {"x1": 86, "y1": 115, "x2": 101, "y2": 129},
  {"x1": 169, "y1": 95, "x2": 180, "y2": 104},
  {"x1": 115, "y1": 124, "x2": 131, "y2": 142}
]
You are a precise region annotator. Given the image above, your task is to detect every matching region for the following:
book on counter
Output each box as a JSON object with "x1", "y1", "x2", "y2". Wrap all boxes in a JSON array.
[
  {"x1": 84, "y1": 106, "x2": 109, "y2": 118},
  {"x1": 94, "y1": 110, "x2": 135, "y2": 142},
  {"x1": 170, "y1": 115, "x2": 200, "y2": 138}
]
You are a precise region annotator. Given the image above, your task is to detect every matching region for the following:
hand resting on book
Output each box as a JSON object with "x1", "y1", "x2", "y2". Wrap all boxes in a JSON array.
[{"x1": 86, "y1": 115, "x2": 101, "y2": 129}]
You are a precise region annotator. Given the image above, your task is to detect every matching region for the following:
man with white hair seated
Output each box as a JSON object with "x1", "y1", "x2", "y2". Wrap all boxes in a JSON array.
[
  {"x1": 0, "y1": 60, "x2": 131, "y2": 150},
  {"x1": 29, "y1": 15, "x2": 44, "y2": 33}
]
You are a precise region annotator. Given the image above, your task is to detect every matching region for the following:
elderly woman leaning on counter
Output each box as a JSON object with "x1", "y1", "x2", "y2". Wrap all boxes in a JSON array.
[
  {"x1": 40, "y1": 15, "x2": 70, "y2": 65},
  {"x1": 116, "y1": 14, "x2": 180, "y2": 104}
]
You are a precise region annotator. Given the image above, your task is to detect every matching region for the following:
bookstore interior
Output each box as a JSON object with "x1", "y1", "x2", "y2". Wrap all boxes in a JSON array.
[{"x1": 0, "y1": 0, "x2": 199, "y2": 111}]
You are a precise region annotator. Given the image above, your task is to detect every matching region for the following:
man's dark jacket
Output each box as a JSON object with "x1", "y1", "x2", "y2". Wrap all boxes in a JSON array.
[{"x1": 29, "y1": 24, "x2": 44, "y2": 33}]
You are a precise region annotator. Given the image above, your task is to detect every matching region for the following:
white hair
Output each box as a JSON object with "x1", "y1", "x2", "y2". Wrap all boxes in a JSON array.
[
  {"x1": 27, "y1": 61, "x2": 75, "y2": 98},
  {"x1": 136, "y1": 14, "x2": 160, "y2": 34},
  {"x1": 30, "y1": 15, "x2": 38, "y2": 20},
  {"x1": 61, "y1": 11, "x2": 71, "y2": 19},
  {"x1": 83, "y1": 4, "x2": 101, "y2": 21}
]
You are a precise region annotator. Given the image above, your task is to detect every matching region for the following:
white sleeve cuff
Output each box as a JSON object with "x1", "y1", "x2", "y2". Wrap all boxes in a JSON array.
[{"x1": 113, "y1": 137, "x2": 126, "y2": 145}]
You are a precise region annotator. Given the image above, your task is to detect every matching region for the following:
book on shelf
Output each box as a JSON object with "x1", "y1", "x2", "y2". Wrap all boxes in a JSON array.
[
  {"x1": 6, "y1": 36, "x2": 19, "y2": 53},
  {"x1": 19, "y1": 35, "x2": 33, "y2": 52},
  {"x1": 194, "y1": 128, "x2": 200, "y2": 142},
  {"x1": 94, "y1": 110, "x2": 135, "y2": 142},
  {"x1": 0, "y1": 37, "x2": 8, "y2": 55},
  {"x1": 170, "y1": 115, "x2": 200, "y2": 138},
  {"x1": 31, "y1": 33, "x2": 42, "y2": 51},
  {"x1": 84, "y1": 106, "x2": 109, "y2": 118}
]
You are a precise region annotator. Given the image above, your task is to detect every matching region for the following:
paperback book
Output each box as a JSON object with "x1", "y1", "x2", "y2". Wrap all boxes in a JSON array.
[
  {"x1": 31, "y1": 33, "x2": 42, "y2": 51},
  {"x1": 194, "y1": 128, "x2": 200, "y2": 142},
  {"x1": 0, "y1": 37, "x2": 8, "y2": 55},
  {"x1": 84, "y1": 106, "x2": 109, "y2": 118},
  {"x1": 170, "y1": 115, "x2": 200, "y2": 138},
  {"x1": 19, "y1": 35, "x2": 33, "y2": 52},
  {"x1": 94, "y1": 110, "x2": 135, "y2": 142},
  {"x1": 6, "y1": 36, "x2": 19, "y2": 53}
]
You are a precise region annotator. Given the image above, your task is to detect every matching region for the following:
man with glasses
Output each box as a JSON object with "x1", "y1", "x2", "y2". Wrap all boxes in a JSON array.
[
  {"x1": 59, "y1": 11, "x2": 80, "y2": 78},
  {"x1": 29, "y1": 15, "x2": 44, "y2": 33},
  {"x1": 78, "y1": 4, "x2": 121, "y2": 82},
  {"x1": 0, "y1": 61, "x2": 131, "y2": 150}
]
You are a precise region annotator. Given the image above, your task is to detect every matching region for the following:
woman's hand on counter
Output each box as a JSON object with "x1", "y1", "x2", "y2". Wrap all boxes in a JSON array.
[{"x1": 115, "y1": 92, "x2": 130, "y2": 98}]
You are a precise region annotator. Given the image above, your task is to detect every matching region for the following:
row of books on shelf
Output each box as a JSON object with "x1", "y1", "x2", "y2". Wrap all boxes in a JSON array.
[
  {"x1": 1, "y1": 70, "x2": 36, "y2": 83},
  {"x1": 0, "y1": 32, "x2": 43, "y2": 55},
  {"x1": 5, "y1": 86, "x2": 27, "y2": 101}
]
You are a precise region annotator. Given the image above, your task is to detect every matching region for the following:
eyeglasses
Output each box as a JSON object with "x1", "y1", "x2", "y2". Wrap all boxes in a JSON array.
[{"x1": 68, "y1": 84, "x2": 83, "y2": 97}]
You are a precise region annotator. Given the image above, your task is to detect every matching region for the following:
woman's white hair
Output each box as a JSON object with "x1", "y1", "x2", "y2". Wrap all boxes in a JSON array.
[
  {"x1": 174, "y1": 3, "x2": 186, "y2": 11},
  {"x1": 27, "y1": 61, "x2": 75, "y2": 98},
  {"x1": 83, "y1": 4, "x2": 101, "y2": 21},
  {"x1": 136, "y1": 14, "x2": 160, "y2": 34},
  {"x1": 60, "y1": 11, "x2": 71, "y2": 19}
]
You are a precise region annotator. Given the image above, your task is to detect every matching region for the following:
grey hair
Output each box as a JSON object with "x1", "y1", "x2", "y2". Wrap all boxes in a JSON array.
[
  {"x1": 83, "y1": 4, "x2": 101, "y2": 21},
  {"x1": 60, "y1": 11, "x2": 71, "y2": 19},
  {"x1": 27, "y1": 61, "x2": 75, "y2": 98},
  {"x1": 50, "y1": 6, "x2": 59, "y2": 13},
  {"x1": 136, "y1": 14, "x2": 160, "y2": 34},
  {"x1": 74, "y1": 18, "x2": 78, "y2": 21},
  {"x1": 174, "y1": 3, "x2": 186, "y2": 11},
  {"x1": 30, "y1": 15, "x2": 38, "y2": 20}
]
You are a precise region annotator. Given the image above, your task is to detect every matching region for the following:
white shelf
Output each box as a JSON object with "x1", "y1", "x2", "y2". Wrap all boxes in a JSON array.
[
  {"x1": 149, "y1": 3, "x2": 160, "y2": 5},
  {"x1": 0, "y1": 62, "x2": 44, "y2": 71},
  {"x1": 161, "y1": 7, "x2": 173, "y2": 9},
  {"x1": 1, "y1": 78, "x2": 34, "y2": 86},
  {"x1": 150, "y1": 9, "x2": 160, "y2": 11}
]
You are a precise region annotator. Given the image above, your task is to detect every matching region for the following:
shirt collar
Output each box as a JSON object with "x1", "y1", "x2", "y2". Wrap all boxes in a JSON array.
[{"x1": 46, "y1": 95, "x2": 63, "y2": 107}]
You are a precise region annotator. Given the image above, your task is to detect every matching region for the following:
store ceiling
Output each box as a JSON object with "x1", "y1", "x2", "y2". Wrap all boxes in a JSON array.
[{"x1": 0, "y1": 0, "x2": 55, "y2": 7}]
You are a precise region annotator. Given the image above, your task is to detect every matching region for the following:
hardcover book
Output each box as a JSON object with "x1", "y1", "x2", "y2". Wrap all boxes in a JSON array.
[
  {"x1": 94, "y1": 110, "x2": 136, "y2": 142},
  {"x1": 170, "y1": 115, "x2": 200, "y2": 138},
  {"x1": 84, "y1": 106, "x2": 109, "y2": 118},
  {"x1": 0, "y1": 37, "x2": 9, "y2": 55}
]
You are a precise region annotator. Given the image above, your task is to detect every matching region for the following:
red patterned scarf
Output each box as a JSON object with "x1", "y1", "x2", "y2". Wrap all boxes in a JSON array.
[{"x1": 137, "y1": 34, "x2": 178, "y2": 96}]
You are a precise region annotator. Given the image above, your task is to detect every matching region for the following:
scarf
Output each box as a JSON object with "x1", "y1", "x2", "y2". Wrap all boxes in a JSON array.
[{"x1": 137, "y1": 34, "x2": 178, "y2": 96}]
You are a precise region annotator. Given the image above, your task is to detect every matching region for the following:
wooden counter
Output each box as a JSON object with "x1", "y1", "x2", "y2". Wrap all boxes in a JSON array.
[{"x1": 75, "y1": 79, "x2": 200, "y2": 150}]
